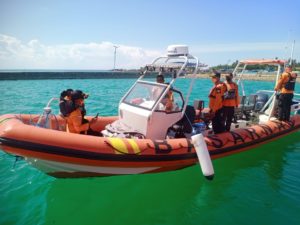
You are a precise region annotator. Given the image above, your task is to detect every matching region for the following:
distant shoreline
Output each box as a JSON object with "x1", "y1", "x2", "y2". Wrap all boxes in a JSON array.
[{"x1": 0, "y1": 71, "x2": 299, "y2": 82}]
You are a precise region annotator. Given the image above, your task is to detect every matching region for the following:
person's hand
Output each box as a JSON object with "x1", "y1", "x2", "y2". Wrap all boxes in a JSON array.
[
  {"x1": 88, "y1": 117, "x2": 98, "y2": 131},
  {"x1": 91, "y1": 117, "x2": 97, "y2": 123},
  {"x1": 291, "y1": 72, "x2": 297, "y2": 78},
  {"x1": 89, "y1": 117, "x2": 97, "y2": 127}
]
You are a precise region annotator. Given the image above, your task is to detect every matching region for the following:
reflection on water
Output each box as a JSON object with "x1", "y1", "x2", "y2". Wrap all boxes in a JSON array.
[{"x1": 0, "y1": 153, "x2": 52, "y2": 225}]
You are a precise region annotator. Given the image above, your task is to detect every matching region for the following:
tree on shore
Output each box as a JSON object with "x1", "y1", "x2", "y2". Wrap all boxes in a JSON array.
[{"x1": 211, "y1": 59, "x2": 300, "y2": 71}]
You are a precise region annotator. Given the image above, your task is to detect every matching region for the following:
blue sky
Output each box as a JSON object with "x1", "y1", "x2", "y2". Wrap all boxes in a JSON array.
[{"x1": 0, "y1": 0, "x2": 299, "y2": 69}]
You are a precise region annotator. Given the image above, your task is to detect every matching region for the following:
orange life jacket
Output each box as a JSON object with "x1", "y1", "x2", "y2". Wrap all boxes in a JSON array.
[
  {"x1": 223, "y1": 82, "x2": 239, "y2": 107},
  {"x1": 67, "y1": 108, "x2": 89, "y2": 133},
  {"x1": 208, "y1": 82, "x2": 226, "y2": 112},
  {"x1": 276, "y1": 72, "x2": 296, "y2": 94}
]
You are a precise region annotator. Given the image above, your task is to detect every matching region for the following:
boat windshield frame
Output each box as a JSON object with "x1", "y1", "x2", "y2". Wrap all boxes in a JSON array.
[
  {"x1": 122, "y1": 80, "x2": 168, "y2": 111},
  {"x1": 119, "y1": 53, "x2": 199, "y2": 115}
]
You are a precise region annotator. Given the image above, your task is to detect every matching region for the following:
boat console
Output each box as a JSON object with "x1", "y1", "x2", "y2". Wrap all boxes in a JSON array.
[{"x1": 103, "y1": 45, "x2": 199, "y2": 139}]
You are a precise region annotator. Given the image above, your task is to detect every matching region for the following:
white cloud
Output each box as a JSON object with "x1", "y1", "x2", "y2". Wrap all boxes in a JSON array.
[
  {"x1": 0, "y1": 34, "x2": 162, "y2": 70},
  {"x1": 0, "y1": 34, "x2": 298, "y2": 69}
]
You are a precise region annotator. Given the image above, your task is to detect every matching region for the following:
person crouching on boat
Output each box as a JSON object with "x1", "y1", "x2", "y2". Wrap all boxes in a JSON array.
[
  {"x1": 223, "y1": 73, "x2": 239, "y2": 131},
  {"x1": 274, "y1": 65, "x2": 297, "y2": 121},
  {"x1": 208, "y1": 72, "x2": 226, "y2": 134},
  {"x1": 67, "y1": 90, "x2": 96, "y2": 134}
]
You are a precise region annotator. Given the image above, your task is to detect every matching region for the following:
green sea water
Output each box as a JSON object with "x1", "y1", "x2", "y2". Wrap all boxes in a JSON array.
[{"x1": 0, "y1": 78, "x2": 300, "y2": 225}]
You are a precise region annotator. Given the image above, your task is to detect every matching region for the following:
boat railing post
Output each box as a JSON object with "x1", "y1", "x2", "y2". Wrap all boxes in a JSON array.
[
  {"x1": 183, "y1": 56, "x2": 199, "y2": 115},
  {"x1": 46, "y1": 97, "x2": 59, "y2": 108},
  {"x1": 232, "y1": 61, "x2": 240, "y2": 81},
  {"x1": 259, "y1": 91, "x2": 276, "y2": 113},
  {"x1": 237, "y1": 64, "x2": 247, "y2": 97},
  {"x1": 266, "y1": 64, "x2": 282, "y2": 120},
  {"x1": 274, "y1": 64, "x2": 281, "y2": 90}
]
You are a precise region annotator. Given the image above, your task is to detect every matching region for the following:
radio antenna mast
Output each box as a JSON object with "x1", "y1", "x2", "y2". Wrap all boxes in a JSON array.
[
  {"x1": 289, "y1": 40, "x2": 295, "y2": 66},
  {"x1": 113, "y1": 45, "x2": 119, "y2": 71}
]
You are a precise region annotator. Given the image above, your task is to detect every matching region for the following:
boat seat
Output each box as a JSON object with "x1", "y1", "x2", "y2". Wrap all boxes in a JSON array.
[
  {"x1": 234, "y1": 95, "x2": 258, "y2": 121},
  {"x1": 242, "y1": 94, "x2": 257, "y2": 120}
]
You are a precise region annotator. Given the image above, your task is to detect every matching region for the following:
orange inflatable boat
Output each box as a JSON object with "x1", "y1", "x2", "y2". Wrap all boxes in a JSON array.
[
  {"x1": 1, "y1": 46, "x2": 299, "y2": 179},
  {"x1": 0, "y1": 113, "x2": 300, "y2": 178}
]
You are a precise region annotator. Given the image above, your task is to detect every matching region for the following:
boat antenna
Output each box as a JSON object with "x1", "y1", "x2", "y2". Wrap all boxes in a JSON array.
[
  {"x1": 289, "y1": 40, "x2": 295, "y2": 66},
  {"x1": 113, "y1": 45, "x2": 119, "y2": 71},
  {"x1": 283, "y1": 29, "x2": 292, "y2": 61}
]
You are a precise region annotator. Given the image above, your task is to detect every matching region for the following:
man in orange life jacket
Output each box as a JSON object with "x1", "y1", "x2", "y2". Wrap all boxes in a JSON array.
[
  {"x1": 208, "y1": 72, "x2": 226, "y2": 134},
  {"x1": 223, "y1": 73, "x2": 239, "y2": 131},
  {"x1": 274, "y1": 65, "x2": 297, "y2": 121}
]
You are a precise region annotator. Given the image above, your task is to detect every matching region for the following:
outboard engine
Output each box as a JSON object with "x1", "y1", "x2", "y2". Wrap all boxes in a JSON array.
[{"x1": 254, "y1": 93, "x2": 269, "y2": 112}]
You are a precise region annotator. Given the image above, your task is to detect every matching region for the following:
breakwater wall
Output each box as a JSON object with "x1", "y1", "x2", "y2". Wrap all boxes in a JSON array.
[{"x1": 0, "y1": 71, "x2": 141, "y2": 80}]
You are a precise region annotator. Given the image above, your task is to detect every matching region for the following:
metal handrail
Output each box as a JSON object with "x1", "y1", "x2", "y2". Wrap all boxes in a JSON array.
[{"x1": 36, "y1": 98, "x2": 59, "y2": 129}]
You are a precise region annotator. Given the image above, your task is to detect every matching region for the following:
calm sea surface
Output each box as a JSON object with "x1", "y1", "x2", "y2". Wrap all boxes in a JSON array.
[{"x1": 0, "y1": 78, "x2": 300, "y2": 225}]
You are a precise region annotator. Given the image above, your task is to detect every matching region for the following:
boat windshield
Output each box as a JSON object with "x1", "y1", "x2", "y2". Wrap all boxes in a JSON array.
[{"x1": 122, "y1": 81, "x2": 167, "y2": 110}]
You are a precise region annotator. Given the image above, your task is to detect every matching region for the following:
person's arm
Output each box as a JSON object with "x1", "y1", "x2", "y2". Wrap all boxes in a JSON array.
[
  {"x1": 209, "y1": 89, "x2": 215, "y2": 112},
  {"x1": 275, "y1": 73, "x2": 287, "y2": 91},
  {"x1": 73, "y1": 119, "x2": 89, "y2": 133}
]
